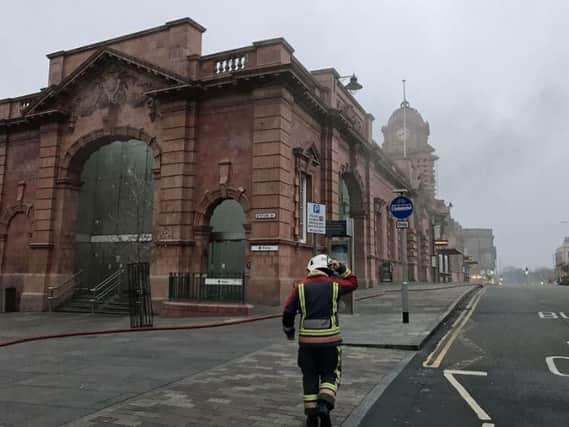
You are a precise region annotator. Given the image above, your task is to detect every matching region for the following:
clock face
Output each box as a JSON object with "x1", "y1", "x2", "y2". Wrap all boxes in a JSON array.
[{"x1": 396, "y1": 128, "x2": 409, "y2": 141}]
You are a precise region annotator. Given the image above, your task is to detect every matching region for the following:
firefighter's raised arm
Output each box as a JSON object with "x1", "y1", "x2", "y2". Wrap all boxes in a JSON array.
[{"x1": 329, "y1": 260, "x2": 358, "y2": 295}]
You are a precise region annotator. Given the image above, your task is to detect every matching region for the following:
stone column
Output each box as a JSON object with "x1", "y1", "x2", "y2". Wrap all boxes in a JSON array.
[
  {"x1": 23, "y1": 122, "x2": 62, "y2": 311},
  {"x1": 0, "y1": 131, "x2": 7, "y2": 274},
  {"x1": 50, "y1": 178, "x2": 81, "y2": 278},
  {"x1": 152, "y1": 99, "x2": 197, "y2": 310},
  {"x1": 249, "y1": 86, "x2": 293, "y2": 305}
]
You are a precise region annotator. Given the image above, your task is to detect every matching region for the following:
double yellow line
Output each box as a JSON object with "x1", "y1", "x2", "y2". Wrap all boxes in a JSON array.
[{"x1": 423, "y1": 287, "x2": 486, "y2": 369}]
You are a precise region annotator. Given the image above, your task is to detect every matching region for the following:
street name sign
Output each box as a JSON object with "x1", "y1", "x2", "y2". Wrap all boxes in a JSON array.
[
  {"x1": 255, "y1": 212, "x2": 276, "y2": 220},
  {"x1": 251, "y1": 245, "x2": 279, "y2": 252},
  {"x1": 389, "y1": 196, "x2": 414, "y2": 220},
  {"x1": 396, "y1": 220, "x2": 409, "y2": 229},
  {"x1": 205, "y1": 278, "x2": 243, "y2": 286},
  {"x1": 307, "y1": 202, "x2": 326, "y2": 234}
]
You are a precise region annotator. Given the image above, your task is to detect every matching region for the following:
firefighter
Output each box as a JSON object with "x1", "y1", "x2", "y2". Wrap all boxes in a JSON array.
[{"x1": 282, "y1": 254, "x2": 358, "y2": 427}]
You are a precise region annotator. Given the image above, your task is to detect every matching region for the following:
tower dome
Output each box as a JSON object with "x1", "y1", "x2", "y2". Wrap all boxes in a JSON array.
[{"x1": 386, "y1": 101, "x2": 429, "y2": 135}]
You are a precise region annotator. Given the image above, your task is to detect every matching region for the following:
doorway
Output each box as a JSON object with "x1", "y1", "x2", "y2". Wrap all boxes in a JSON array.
[{"x1": 207, "y1": 200, "x2": 246, "y2": 277}]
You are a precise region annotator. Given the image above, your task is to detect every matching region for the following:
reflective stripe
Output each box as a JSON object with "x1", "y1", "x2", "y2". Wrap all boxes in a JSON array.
[
  {"x1": 299, "y1": 327, "x2": 340, "y2": 336},
  {"x1": 335, "y1": 346, "x2": 342, "y2": 388},
  {"x1": 342, "y1": 268, "x2": 351, "y2": 278},
  {"x1": 303, "y1": 394, "x2": 318, "y2": 401},
  {"x1": 320, "y1": 382, "x2": 337, "y2": 392},
  {"x1": 299, "y1": 283, "x2": 306, "y2": 328},
  {"x1": 299, "y1": 335, "x2": 342, "y2": 344},
  {"x1": 331, "y1": 282, "x2": 339, "y2": 330}
]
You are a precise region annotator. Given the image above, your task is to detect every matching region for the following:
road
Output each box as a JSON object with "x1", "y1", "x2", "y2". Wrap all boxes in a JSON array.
[{"x1": 360, "y1": 284, "x2": 569, "y2": 427}]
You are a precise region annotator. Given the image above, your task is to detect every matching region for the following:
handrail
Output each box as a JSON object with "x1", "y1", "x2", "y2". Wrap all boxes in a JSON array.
[
  {"x1": 47, "y1": 271, "x2": 84, "y2": 312},
  {"x1": 89, "y1": 269, "x2": 123, "y2": 313}
]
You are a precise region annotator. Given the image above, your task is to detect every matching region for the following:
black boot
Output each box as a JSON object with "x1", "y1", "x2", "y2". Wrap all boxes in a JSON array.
[
  {"x1": 305, "y1": 414, "x2": 319, "y2": 427},
  {"x1": 317, "y1": 401, "x2": 331, "y2": 427}
]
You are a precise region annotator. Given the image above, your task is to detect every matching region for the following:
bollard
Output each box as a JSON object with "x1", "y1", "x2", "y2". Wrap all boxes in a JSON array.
[{"x1": 402, "y1": 280, "x2": 409, "y2": 323}]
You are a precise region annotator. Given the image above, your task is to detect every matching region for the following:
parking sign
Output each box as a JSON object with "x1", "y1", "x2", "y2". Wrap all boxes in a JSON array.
[{"x1": 307, "y1": 203, "x2": 326, "y2": 234}]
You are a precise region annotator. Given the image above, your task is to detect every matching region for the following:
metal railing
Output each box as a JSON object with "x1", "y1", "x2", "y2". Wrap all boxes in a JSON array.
[
  {"x1": 88, "y1": 269, "x2": 124, "y2": 313},
  {"x1": 168, "y1": 272, "x2": 246, "y2": 303},
  {"x1": 127, "y1": 262, "x2": 153, "y2": 328},
  {"x1": 47, "y1": 271, "x2": 84, "y2": 312}
]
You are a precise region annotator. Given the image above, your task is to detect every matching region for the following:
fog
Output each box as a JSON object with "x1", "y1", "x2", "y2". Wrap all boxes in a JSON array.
[{"x1": 2, "y1": 0, "x2": 568, "y2": 269}]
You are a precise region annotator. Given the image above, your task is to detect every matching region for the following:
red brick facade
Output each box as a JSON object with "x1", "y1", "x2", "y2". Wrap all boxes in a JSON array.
[{"x1": 0, "y1": 18, "x2": 442, "y2": 312}]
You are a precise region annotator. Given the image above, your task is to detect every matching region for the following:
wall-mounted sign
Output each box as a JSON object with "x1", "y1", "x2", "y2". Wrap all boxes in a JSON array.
[
  {"x1": 255, "y1": 212, "x2": 277, "y2": 220},
  {"x1": 307, "y1": 202, "x2": 326, "y2": 234},
  {"x1": 205, "y1": 278, "x2": 243, "y2": 286},
  {"x1": 251, "y1": 245, "x2": 279, "y2": 252},
  {"x1": 326, "y1": 219, "x2": 353, "y2": 237}
]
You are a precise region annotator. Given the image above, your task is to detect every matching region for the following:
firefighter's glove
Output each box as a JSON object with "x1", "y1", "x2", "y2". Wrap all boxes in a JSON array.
[
  {"x1": 283, "y1": 327, "x2": 295, "y2": 341},
  {"x1": 330, "y1": 261, "x2": 347, "y2": 276}
]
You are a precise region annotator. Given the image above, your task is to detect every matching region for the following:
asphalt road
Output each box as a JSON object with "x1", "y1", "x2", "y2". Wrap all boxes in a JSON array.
[{"x1": 360, "y1": 284, "x2": 569, "y2": 427}]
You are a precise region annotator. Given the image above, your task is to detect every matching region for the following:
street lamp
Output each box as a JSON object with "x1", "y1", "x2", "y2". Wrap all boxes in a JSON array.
[{"x1": 339, "y1": 74, "x2": 363, "y2": 92}]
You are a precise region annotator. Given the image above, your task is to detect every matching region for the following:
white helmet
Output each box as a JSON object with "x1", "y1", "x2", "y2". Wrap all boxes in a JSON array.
[{"x1": 307, "y1": 254, "x2": 331, "y2": 272}]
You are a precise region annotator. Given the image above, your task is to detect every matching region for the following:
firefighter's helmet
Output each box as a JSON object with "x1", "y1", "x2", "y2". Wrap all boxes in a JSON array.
[{"x1": 307, "y1": 254, "x2": 331, "y2": 272}]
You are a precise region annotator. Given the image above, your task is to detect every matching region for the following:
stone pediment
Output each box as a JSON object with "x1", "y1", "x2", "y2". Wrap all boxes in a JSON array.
[{"x1": 25, "y1": 48, "x2": 188, "y2": 118}]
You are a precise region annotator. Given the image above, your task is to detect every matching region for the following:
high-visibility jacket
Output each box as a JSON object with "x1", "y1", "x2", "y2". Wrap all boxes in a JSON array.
[{"x1": 282, "y1": 267, "x2": 358, "y2": 346}]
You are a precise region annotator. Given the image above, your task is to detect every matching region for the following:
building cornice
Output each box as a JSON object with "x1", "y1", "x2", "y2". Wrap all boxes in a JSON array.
[{"x1": 46, "y1": 18, "x2": 206, "y2": 59}]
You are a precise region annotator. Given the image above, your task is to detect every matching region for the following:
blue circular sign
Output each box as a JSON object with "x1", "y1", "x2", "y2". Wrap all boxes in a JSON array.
[{"x1": 389, "y1": 196, "x2": 414, "y2": 219}]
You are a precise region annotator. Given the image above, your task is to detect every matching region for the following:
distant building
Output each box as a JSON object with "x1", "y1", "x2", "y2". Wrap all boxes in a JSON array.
[
  {"x1": 463, "y1": 229, "x2": 497, "y2": 278},
  {"x1": 554, "y1": 237, "x2": 569, "y2": 284},
  {"x1": 382, "y1": 100, "x2": 465, "y2": 283}
]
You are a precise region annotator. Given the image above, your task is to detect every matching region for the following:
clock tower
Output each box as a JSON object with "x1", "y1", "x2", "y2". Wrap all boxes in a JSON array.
[{"x1": 381, "y1": 100, "x2": 438, "y2": 198}]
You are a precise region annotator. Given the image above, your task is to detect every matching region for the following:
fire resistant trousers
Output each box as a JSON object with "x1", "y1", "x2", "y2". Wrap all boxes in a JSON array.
[{"x1": 298, "y1": 345, "x2": 342, "y2": 414}]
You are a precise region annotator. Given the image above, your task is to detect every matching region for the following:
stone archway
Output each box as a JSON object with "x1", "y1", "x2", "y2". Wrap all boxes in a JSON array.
[
  {"x1": 193, "y1": 188, "x2": 250, "y2": 276},
  {"x1": 60, "y1": 127, "x2": 161, "y2": 182},
  {"x1": 0, "y1": 204, "x2": 33, "y2": 312},
  {"x1": 207, "y1": 200, "x2": 247, "y2": 277},
  {"x1": 336, "y1": 171, "x2": 367, "y2": 287},
  {"x1": 58, "y1": 128, "x2": 161, "y2": 289}
]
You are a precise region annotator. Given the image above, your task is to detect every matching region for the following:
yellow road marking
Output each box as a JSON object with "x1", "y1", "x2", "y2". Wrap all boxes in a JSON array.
[{"x1": 423, "y1": 287, "x2": 486, "y2": 369}]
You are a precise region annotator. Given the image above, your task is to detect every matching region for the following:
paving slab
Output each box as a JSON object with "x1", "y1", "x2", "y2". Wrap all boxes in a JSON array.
[
  {"x1": 0, "y1": 283, "x2": 479, "y2": 426},
  {"x1": 343, "y1": 284, "x2": 478, "y2": 349},
  {"x1": 61, "y1": 343, "x2": 410, "y2": 427}
]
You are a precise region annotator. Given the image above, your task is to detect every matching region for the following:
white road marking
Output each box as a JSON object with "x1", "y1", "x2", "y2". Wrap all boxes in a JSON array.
[
  {"x1": 423, "y1": 288, "x2": 486, "y2": 368},
  {"x1": 444, "y1": 370, "x2": 491, "y2": 421},
  {"x1": 482, "y1": 424, "x2": 495, "y2": 427},
  {"x1": 545, "y1": 356, "x2": 569, "y2": 377},
  {"x1": 538, "y1": 311, "x2": 558, "y2": 319},
  {"x1": 560, "y1": 312, "x2": 569, "y2": 319}
]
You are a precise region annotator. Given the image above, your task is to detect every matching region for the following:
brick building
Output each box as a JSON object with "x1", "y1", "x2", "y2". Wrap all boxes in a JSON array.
[
  {"x1": 0, "y1": 18, "x2": 441, "y2": 312},
  {"x1": 463, "y1": 228, "x2": 497, "y2": 279}
]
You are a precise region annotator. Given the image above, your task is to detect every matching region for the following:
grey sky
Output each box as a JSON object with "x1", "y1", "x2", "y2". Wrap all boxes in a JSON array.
[{"x1": 2, "y1": 0, "x2": 568, "y2": 269}]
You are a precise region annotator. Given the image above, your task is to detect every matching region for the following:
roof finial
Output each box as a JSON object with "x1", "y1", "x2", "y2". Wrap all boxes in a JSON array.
[
  {"x1": 402, "y1": 79, "x2": 407, "y2": 159},
  {"x1": 401, "y1": 79, "x2": 410, "y2": 108}
]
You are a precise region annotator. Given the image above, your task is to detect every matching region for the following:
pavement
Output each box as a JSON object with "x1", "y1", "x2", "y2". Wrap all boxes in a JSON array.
[{"x1": 0, "y1": 282, "x2": 478, "y2": 427}]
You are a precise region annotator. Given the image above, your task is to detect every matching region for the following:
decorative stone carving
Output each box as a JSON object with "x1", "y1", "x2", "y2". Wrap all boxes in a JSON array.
[
  {"x1": 67, "y1": 114, "x2": 77, "y2": 132},
  {"x1": 67, "y1": 63, "x2": 163, "y2": 118},
  {"x1": 219, "y1": 159, "x2": 231, "y2": 186},
  {"x1": 146, "y1": 97, "x2": 160, "y2": 122},
  {"x1": 16, "y1": 181, "x2": 26, "y2": 203}
]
